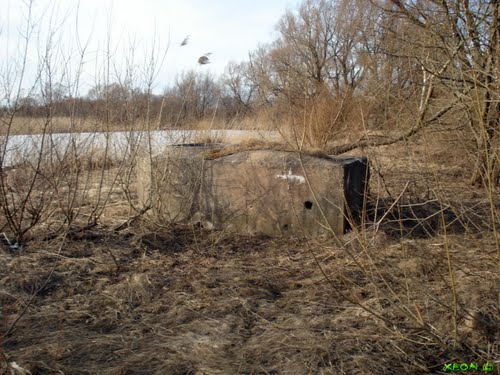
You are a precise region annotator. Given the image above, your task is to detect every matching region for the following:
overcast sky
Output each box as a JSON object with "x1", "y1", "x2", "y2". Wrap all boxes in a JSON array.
[{"x1": 0, "y1": 0, "x2": 301, "y2": 96}]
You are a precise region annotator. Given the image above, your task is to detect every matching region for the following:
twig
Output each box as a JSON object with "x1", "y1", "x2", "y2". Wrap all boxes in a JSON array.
[{"x1": 113, "y1": 205, "x2": 152, "y2": 232}]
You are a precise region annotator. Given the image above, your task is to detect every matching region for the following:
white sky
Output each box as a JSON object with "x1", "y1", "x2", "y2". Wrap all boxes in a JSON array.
[{"x1": 0, "y1": 0, "x2": 301, "y2": 96}]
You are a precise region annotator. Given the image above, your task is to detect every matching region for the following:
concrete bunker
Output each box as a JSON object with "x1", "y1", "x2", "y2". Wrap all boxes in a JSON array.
[{"x1": 137, "y1": 145, "x2": 369, "y2": 236}]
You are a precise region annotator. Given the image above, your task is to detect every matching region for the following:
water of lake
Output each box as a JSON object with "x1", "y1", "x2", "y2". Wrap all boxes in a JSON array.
[{"x1": 0, "y1": 130, "x2": 277, "y2": 167}]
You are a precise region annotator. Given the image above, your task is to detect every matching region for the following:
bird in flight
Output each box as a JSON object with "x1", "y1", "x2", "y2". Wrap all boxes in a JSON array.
[
  {"x1": 180, "y1": 35, "x2": 190, "y2": 46},
  {"x1": 198, "y1": 53, "x2": 212, "y2": 65}
]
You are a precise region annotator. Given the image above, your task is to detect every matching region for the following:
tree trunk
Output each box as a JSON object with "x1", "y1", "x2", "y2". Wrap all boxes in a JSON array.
[{"x1": 470, "y1": 102, "x2": 499, "y2": 189}]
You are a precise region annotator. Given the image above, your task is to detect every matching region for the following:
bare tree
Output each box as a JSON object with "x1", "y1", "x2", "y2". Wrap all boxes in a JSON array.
[
  {"x1": 243, "y1": 0, "x2": 383, "y2": 146},
  {"x1": 376, "y1": 0, "x2": 499, "y2": 187},
  {"x1": 221, "y1": 61, "x2": 256, "y2": 116},
  {"x1": 171, "y1": 70, "x2": 221, "y2": 125}
]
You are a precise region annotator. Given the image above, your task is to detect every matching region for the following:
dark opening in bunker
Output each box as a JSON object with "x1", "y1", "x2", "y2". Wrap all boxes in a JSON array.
[
  {"x1": 304, "y1": 201, "x2": 313, "y2": 210},
  {"x1": 341, "y1": 156, "x2": 370, "y2": 232}
]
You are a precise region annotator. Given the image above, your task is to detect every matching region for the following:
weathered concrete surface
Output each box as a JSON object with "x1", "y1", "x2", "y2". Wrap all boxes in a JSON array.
[{"x1": 137, "y1": 146, "x2": 369, "y2": 236}]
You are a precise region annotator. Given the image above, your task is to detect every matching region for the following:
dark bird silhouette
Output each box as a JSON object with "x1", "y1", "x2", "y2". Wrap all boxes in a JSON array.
[
  {"x1": 180, "y1": 35, "x2": 190, "y2": 47},
  {"x1": 198, "y1": 53, "x2": 212, "y2": 65}
]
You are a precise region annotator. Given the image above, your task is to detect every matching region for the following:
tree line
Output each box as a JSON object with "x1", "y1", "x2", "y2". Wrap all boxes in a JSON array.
[{"x1": 2, "y1": 0, "x2": 497, "y2": 186}]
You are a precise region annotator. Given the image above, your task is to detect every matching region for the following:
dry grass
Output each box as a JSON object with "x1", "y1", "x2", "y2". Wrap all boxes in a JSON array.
[
  {"x1": 0, "y1": 224, "x2": 497, "y2": 374},
  {"x1": 190, "y1": 129, "x2": 227, "y2": 145},
  {"x1": 0, "y1": 128, "x2": 498, "y2": 374},
  {"x1": 228, "y1": 112, "x2": 277, "y2": 131},
  {"x1": 203, "y1": 138, "x2": 330, "y2": 160},
  {"x1": 189, "y1": 112, "x2": 277, "y2": 132},
  {"x1": 2, "y1": 116, "x2": 281, "y2": 139},
  {"x1": 1, "y1": 117, "x2": 142, "y2": 135}
]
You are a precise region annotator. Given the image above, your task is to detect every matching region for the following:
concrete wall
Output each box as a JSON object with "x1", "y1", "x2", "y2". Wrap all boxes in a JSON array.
[{"x1": 137, "y1": 146, "x2": 369, "y2": 236}]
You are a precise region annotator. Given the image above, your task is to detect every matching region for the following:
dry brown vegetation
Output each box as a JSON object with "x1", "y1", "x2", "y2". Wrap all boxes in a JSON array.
[
  {"x1": 0, "y1": 226, "x2": 497, "y2": 374},
  {"x1": 1, "y1": 117, "x2": 146, "y2": 136},
  {"x1": 1, "y1": 133, "x2": 499, "y2": 375},
  {"x1": 202, "y1": 139, "x2": 328, "y2": 160},
  {"x1": 1, "y1": 0, "x2": 498, "y2": 374}
]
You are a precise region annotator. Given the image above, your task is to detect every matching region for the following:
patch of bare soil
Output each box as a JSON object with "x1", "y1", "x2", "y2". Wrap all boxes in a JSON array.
[{"x1": 0, "y1": 221, "x2": 498, "y2": 375}]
